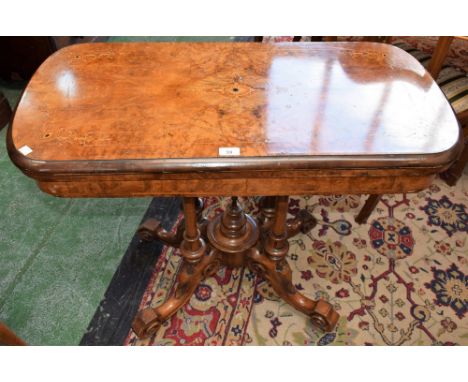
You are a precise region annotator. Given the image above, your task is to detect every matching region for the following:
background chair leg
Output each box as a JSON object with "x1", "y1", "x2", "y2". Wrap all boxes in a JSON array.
[
  {"x1": 427, "y1": 36, "x2": 454, "y2": 79},
  {"x1": 355, "y1": 194, "x2": 381, "y2": 224}
]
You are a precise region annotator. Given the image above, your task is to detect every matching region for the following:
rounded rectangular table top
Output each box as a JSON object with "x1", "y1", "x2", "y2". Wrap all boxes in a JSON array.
[{"x1": 8, "y1": 42, "x2": 461, "y2": 177}]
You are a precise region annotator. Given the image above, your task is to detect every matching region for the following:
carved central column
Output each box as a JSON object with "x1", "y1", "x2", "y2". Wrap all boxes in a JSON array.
[
  {"x1": 207, "y1": 197, "x2": 259, "y2": 267},
  {"x1": 134, "y1": 195, "x2": 338, "y2": 339}
]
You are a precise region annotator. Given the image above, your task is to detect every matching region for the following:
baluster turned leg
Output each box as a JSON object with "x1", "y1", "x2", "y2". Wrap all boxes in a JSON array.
[
  {"x1": 257, "y1": 196, "x2": 276, "y2": 233},
  {"x1": 248, "y1": 196, "x2": 339, "y2": 332},
  {"x1": 132, "y1": 197, "x2": 219, "y2": 338}
]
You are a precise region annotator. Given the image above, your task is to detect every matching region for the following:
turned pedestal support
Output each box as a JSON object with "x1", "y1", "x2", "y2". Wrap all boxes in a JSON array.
[
  {"x1": 132, "y1": 196, "x2": 339, "y2": 338},
  {"x1": 133, "y1": 197, "x2": 218, "y2": 338},
  {"x1": 248, "y1": 196, "x2": 338, "y2": 331}
]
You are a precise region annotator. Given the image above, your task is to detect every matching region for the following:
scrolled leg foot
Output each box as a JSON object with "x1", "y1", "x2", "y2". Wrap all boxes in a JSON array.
[
  {"x1": 132, "y1": 308, "x2": 163, "y2": 338},
  {"x1": 138, "y1": 198, "x2": 207, "y2": 247},
  {"x1": 287, "y1": 209, "x2": 317, "y2": 238},
  {"x1": 137, "y1": 218, "x2": 162, "y2": 242},
  {"x1": 137, "y1": 218, "x2": 185, "y2": 248},
  {"x1": 131, "y1": 249, "x2": 220, "y2": 339},
  {"x1": 247, "y1": 248, "x2": 339, "y2": 333},
  {"x1": 133, "y1": 197, "x2": 220, "y2": 340},
  {"x1": 310, "y1": 299, "x2": 339, "y2": 332}
]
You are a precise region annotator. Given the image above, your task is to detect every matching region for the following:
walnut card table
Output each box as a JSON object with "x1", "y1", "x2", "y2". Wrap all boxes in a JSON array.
[{"x1": 7, "y1": 42, "x2": 461, "y2": 338}]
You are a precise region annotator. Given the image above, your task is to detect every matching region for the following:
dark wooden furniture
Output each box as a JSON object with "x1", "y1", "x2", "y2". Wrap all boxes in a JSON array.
[
  {"x1": 0, "y1": 37, "x2": 107, "y2": 81},
  {"x1": 7, "y1": 42, "x2": 461, "y2": 339},
  {"x1": 0, "y1": 90, "x2": 12, "y2": 131},
  {"x1": 0, "y1": 37, "x2": 57, "y2": 81}
]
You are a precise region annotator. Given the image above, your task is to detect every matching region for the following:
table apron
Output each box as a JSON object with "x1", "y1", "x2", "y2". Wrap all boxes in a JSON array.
[{"x1": 37, "y1": 174, "x2": 435, "y2": 198}]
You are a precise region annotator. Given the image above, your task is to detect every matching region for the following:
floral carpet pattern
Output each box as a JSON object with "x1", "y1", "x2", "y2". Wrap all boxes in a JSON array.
[{"x1": 125, "y1": 173, "x2": 468, "y2": 346}]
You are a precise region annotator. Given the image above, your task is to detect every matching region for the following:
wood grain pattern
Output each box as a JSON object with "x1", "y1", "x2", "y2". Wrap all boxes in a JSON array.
[
  {"x1": 7, "y1": 42, "x2": 462, "y2": 339},
  {"x1": 132, "y1": 195, "x2": 339, "y2": 338},
  {"x1": 36, "y1": 173, "x2": 435, "y2": 198},
  {"x1": 9, "y1": 43, "x2": 460, "y2": 176},
  {"x1": 7, "y1": 42, "x2": 462, "y2": 199}
]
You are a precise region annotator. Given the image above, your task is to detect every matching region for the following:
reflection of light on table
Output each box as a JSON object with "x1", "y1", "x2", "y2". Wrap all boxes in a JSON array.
[
  {"x1": 265, "y1": 56, "x2": 325, "y2": 154},
  {"x1": 56, "y1": 70, "x2": 77, "y2": 98},
  {"x1": 265, "y1": 55, "x2": 386, "y2": 155},
  {"x1": 266, "y1": 51, "x2": 458, "y2": 156},
  {"x1": 368, "y1": 80, "x2": 457, "y2": 153}
]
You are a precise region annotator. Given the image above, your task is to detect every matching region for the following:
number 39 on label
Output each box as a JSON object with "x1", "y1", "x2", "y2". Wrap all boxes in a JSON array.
[{"x1": 219, "y1": 147, "x2": 241, "y2": 156}]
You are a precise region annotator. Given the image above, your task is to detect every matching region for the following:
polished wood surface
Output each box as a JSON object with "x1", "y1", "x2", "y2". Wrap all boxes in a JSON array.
[
  {"x1": 36, "y1": 171, "x2": 437, "y2": 197},
  {"x1": 9, "y1": 42, "x2": 460, "y2": 177},
  {"x1": 7, "y1": 42, "x2": 462, "y2": 339}
]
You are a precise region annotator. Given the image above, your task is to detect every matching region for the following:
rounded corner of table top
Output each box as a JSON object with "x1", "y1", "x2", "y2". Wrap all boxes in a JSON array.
[
  {"x1": 5, "y1": 123, "x2": 36, "y2": 175},
  {"x1": 427, "y1": 129, "x2": 464, "y2": 167},
  {"x1": 8, "y1": 40, "x2": 463, "y2": 181}
]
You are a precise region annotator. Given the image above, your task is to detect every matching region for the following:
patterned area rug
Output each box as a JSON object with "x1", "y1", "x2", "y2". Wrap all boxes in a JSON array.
[{"x1": 125, "y1": 173, "x2": 468, "y2": 346}]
